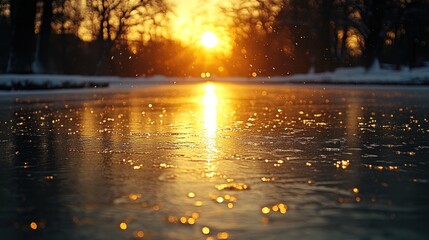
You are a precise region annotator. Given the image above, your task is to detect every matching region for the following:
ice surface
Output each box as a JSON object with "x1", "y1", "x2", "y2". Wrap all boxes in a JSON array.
[{"x1": 0, "y1": 83, "x2": 428, "y2": 239}]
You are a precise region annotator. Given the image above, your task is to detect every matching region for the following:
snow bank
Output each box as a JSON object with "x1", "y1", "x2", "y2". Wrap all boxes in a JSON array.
[
  {"x1": 1, "y1": 65, "x2": 429, "y2": 91},
  {"x1": 273, "y1": 66, "x2": 429, "y2": 84},
  {"x1": 0, "y1": 74, "x2": 177, "y2": 91},
  {"x1": 0, "y1": 74, "x2": 169, "y2": 85}
]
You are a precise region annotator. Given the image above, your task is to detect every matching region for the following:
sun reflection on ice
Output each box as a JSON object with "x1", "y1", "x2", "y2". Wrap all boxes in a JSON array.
[
  {"x1": 202, "y1": 83, "x2": 218, "y2": 152},
  {"x1": 202, "y1": 83, "x2": 219, "y2": 177}
]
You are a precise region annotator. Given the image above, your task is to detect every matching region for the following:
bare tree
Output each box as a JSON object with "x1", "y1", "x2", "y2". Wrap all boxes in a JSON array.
[
  {"x1": 85, "y1": 0, "x2": 168, "y2": 74},
  {"x1": 51, "y1": 0, "x2": 83, "y2": 35},
  {"x1": 362, "y1": 0, "x2": 387, "y2": 70},
  {"x1": 220, "y1": 0, "x2": 282, "y2": 40}
]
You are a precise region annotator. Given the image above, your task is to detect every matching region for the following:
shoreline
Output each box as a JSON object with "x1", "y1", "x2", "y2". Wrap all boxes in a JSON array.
[{"x1": 1, "y1": 66, "x2": 429, "y2": 91}]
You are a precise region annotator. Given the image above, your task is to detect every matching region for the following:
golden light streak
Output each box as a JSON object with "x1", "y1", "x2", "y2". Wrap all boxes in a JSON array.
[
  {"x1": 202, "y1": 83, "x2": 218, "y2": 149},
  {"x1": 201, "y1": 83, "x2": 219, "y2": 178}
]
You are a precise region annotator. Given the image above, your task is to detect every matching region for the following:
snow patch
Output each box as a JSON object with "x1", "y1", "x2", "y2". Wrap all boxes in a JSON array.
[
  {"x1": 278, "y1": 65, "x2": 429, "y2": 84},
  {"x1": 1, "y1": 64, "x2": 429, "y2": 93}
]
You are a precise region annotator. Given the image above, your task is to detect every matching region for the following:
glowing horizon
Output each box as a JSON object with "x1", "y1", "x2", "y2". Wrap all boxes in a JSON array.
[
  {"x1": 166, "y1": 0, "x2": 234, "y2": 56},
  {"x1": 73, "y1": 0, "x2": 282, "y2": 58}
]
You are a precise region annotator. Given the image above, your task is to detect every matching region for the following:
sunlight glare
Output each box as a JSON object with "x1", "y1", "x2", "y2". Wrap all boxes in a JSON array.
[
  {"x1": 202, "y1": 83, "x2": 218, "y2": 138},
  {"x1": 201, "y1": 83, "x2": 219, "y2": 178},
  {"x1": 201, "y1": 32, "x2": 219, "y2": 49}
]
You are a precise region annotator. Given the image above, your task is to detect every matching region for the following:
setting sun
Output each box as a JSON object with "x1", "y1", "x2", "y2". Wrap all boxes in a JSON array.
[{"x1": 201, "y1": 32, "x2": 219, "y2": 49}]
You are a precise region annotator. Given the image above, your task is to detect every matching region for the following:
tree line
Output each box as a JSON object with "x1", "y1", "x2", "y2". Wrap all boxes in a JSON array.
[{"x1": 0, "y1": 0, "x2": 428, "y2": 77}]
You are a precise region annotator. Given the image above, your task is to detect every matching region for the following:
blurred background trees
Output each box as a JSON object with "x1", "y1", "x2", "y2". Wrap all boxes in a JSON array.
[
  {"x1": 0, "y1": 0, "x2": 428, "y2": 76},
  {"x1": 6, "y1": 0, "x2": 38, "y2": 73}
]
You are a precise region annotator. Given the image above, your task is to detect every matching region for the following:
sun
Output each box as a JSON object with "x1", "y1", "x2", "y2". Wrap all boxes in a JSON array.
[{"x1": 200, "y1": 32, "x2": 219, "y2": 49}]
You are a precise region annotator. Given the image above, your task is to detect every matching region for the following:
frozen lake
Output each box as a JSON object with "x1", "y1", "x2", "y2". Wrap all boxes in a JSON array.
[{"x1": 0, "y1": 83, "x2": 429, "y2": 239}]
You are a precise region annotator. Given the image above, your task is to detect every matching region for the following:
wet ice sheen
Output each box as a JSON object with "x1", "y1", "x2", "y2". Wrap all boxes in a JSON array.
[{"x1": 0, "y1": 83, "x2": 429, "y2": 240}]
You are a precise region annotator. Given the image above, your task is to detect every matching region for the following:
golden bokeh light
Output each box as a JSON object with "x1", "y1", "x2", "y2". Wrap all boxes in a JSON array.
[
  {"x1": 119, "y1": 222, "x2": 127, "y2": 230},
  {"x1": 134, "y1": 230, "x2": 145, "y2": 238},
  {"x1": 201, "y1": 32, "x2": 219, "y2": 49},
  {"x1": 202, "y1": 226, "x2": 211, "y2": 234},
  {"x1": 187, "y1": 192, "x2": 196, "y2": 198},
  {"x1": 261, "y1": 207, "x2": 270, "y2": 214},
  {"x1": 217, "y1": 232, "x2": 230, "y2": 239},
  {"x1": 30, "y1": 222, "x2": 38, "y2": 230}
]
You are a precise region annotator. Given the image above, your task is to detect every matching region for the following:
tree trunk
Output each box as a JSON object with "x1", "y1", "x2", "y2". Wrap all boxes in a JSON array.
[
  {"x1": 315, "y1": 0, "x2": 334, "y2": 72},
  {"x1": 95, "y1": 5, "x2": 107, "y2": 75},
  {"x1": 34, "y1": 0, "x2": 53, "y2": 73},
  {"x1": 364, "y1": 0, "x2": 386, "y2": 70},
  {"x1": 95, "y1": 40, "x2": 112, "y2": 75},
  {"x1": 7, "y1": 0, "x2": 38, "y2": 73}
]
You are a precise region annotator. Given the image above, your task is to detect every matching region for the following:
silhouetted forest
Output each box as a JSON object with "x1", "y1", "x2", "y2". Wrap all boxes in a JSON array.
[{"x1": 0, "y1": 0, "x2": 428, "y2": 77}]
